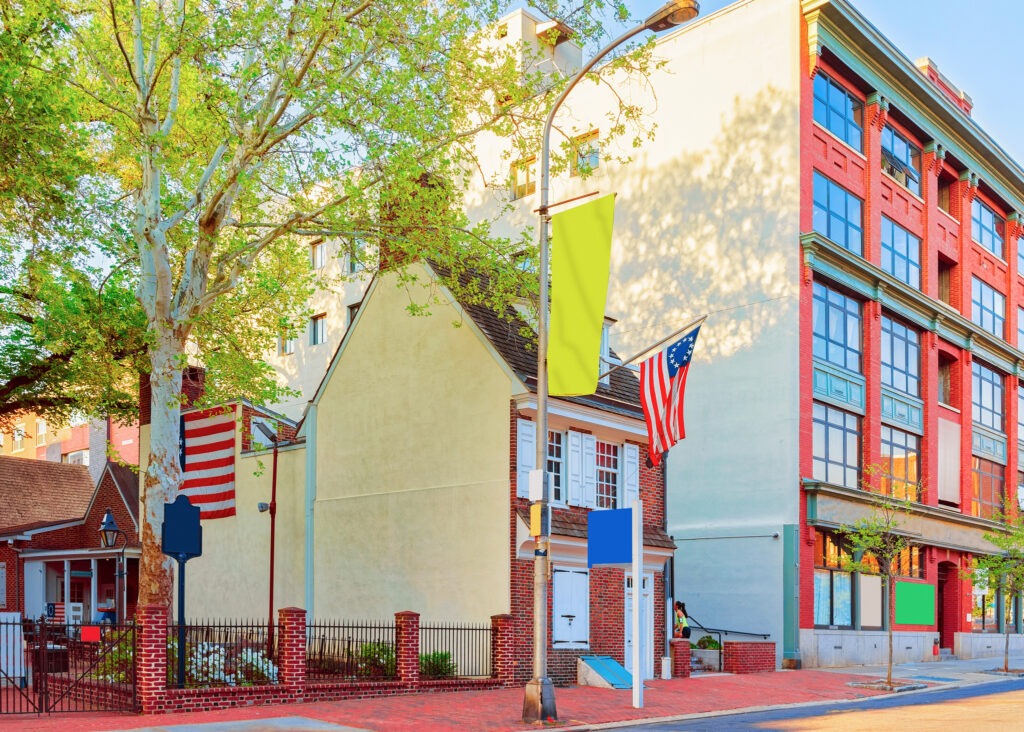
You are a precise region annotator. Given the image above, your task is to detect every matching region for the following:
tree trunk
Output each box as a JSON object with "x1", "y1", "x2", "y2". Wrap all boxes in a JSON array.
[
  {"x1": 886, "y1": 574, "x2": 894, "y2": 687},
  {"x1": 1004, "y1": 622, "x2": 1011, "y2": 672},
  {"x1": 137, "y1": 333, "x2": 183, "y2": 610}
]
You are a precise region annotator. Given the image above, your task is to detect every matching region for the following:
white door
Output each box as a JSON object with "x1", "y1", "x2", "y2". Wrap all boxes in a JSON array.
[
  {"x1": 24, "y1": 561, "x2": 45, "y2": 621},
  {"x1": 624, "y1": 573, "x2": 654, "y2": 679}
]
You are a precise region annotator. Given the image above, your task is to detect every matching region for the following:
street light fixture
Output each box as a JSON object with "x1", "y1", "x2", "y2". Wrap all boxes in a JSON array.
[
  {"x1": 98, "y1": 509, "x2": 127, "y2": 623},
  {"x1": 525, "y1": 0, "x2": 700, "y2": 723}
]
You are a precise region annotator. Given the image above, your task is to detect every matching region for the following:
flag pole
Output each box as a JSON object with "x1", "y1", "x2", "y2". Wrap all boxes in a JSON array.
[{"x1": 596, "y1": 315, "x2": 708, "y2": 381}]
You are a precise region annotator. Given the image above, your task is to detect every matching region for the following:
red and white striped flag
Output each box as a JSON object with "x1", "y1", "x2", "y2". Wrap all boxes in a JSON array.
[
  {"x1": 179, "y1": 406, "x2": 237, "y2": 519},
  {"x1": 639, "y1": 326, "x2": 700, "y2": 467}
]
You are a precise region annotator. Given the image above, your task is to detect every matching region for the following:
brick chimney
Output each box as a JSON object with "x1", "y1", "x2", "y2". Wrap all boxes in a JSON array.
[{"x1": 138, "y1": 366, "x2": 206, "y2": 426}]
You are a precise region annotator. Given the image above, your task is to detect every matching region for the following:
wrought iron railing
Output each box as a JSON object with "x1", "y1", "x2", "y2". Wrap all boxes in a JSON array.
[
  {"x1": 419, "y1": 620, "x2": 493, "y2": 679},
  {"x1": 305, "y1": 619, "x2": 397, "y2": 682},
  {"x1": 166, "y1": 619, "x2": 280, "y2": 688}
]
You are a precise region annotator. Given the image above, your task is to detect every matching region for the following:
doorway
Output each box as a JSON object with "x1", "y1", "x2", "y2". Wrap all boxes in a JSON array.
[{"x1": 624, "y1": 573, "x2": 654, "y2": 679}]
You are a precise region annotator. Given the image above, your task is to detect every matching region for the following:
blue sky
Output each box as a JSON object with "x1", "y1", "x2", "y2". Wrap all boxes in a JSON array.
[{"x1": 611, "y1": 0, "x2": 1024, "y2": 164}]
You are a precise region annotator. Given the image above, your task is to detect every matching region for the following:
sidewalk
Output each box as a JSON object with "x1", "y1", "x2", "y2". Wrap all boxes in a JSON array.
[{"x1": 7, "y1": 656, "x2": 1022, "y2": 732}]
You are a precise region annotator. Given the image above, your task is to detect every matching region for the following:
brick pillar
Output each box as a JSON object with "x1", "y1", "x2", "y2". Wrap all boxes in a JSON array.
[
  {"x1": 670, "y1": 639, "x2": 691, "y2": 678},
  {"x1": 490, "y1": 614, "x2": 515, "y2": 686},
  {"x1": 395, "y1": 611, "x2": 420, "y2": 687},
  {"x1": 135, "y1": 604, "x2": 168, "y2": 714},
  {"x1": 277, "y1": 607, "x2": 306, "y2": 699}
]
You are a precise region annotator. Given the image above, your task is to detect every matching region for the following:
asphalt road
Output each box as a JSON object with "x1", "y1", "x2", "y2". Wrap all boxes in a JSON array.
[{"x1": 625, "y1": 677, "x2": 1024, "y2": 730}]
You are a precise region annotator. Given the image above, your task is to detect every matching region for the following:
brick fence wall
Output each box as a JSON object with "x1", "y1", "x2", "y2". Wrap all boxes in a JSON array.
[
  {"x1": 722, "y1": 641, "x2": 776, "y2": 674},
  {"x1": 135, "y1": 605, "x2": 515, "y2": 714}
]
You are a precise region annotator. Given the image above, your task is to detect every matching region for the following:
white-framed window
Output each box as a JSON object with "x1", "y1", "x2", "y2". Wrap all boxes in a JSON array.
[
  {"x1": 310, "y1": 314, "x2": 327, "y2": 345},
  {"x1": 13, "y1": 424, "x2": 25, "y2": 452},
  {"x1": 595, "y1": 441, "x2": 620, "y2": 509},
  {"x1": 65, "y1": 449, "x2": 89, "y2": 466},
  {"x1": 516, "y1": 419, "x2": 640, "y2": 508},
  {"x1": 547, "y1": 431, "x2": 565, "y2": 504},
  {"x1": 552, "y1": 567, "x2": 589, "y2": 648},
  {"x1": 279, "y1": 334, "x2": 296, "y2": 355},
  {"x1": 35, "y1": 419, "x2": 46, "y2": 446},
  {"x1": 311, "y1": 240, "x2": 326, "y2": 269}
]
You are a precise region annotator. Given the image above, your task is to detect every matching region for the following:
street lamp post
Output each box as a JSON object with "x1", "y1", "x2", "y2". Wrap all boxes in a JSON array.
[
  {"x1": 98, "y1": 509, "x2": 127, "y2": 624},
  {"x1": 255, "y1": 421, "x2": 280, "y2": 660},
  {"x1": 523, "y1": 1, "x2": 700, "y2": 723}
]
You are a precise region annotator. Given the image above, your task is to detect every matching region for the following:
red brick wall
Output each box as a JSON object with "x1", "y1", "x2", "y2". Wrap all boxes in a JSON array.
[
  {"x1": 108, "y1": 419, "x2": 140, "y2": 465},
  {"x1": 0, "y1": 543, "x2": 17, "y2": 611},
  {"x1": 509, "y1": 403, "x2": 669, "y2": 686},
  {"x1": 723, "y1": 641, "x2": 775, "y2": 674}
]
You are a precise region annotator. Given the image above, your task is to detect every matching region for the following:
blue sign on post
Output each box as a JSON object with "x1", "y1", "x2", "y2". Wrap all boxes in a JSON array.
[
  {"x1": 162, "y1": 495, "x2": 202, "y2": 560},
  {"x1": 161, "y1": 495, "x2": 202, "y2": 689},
  {"x1": 587, "y1": 508, "x2": 632, "y2": 567}
]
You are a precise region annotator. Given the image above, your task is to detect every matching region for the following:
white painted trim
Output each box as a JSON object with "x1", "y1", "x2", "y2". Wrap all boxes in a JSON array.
[
  {"x1": 514, "y1": 513, "x2": 673, "y2": 570},
  {"x1": 20, "y1": 548, "x2": 141, "y2": 561},
  {"x1": 516, "y1": 396, "x2": 646, "y2": 438},
  {"x1": 0, "y1": 519, "x2": 84, "y2": 540}
]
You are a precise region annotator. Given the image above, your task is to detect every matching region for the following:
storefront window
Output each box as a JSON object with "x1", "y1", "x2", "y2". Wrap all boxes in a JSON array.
[{"x1": 814, "y1": 531, "x2": 853, "y2": 628}]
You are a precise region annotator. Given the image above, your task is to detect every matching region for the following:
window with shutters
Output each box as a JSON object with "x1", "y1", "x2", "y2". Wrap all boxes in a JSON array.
[
  {"x1": 516, "y1": 419, "x2": 640, "y2": 509},
  {"x1": 552, "y1": 567, "x2": 589, "y2": 648}
]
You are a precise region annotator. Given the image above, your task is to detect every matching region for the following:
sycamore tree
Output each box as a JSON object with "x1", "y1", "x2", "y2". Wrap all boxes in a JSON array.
[
  {"x1": 46, "y1": 0, "x2": 662, "y2": 608},
  {"x1": 973, "y1": 512, "x2": 1024, "y2": 673},
  {"x1": 840, "y1": 476, "x2": 913, "y2": 688}
]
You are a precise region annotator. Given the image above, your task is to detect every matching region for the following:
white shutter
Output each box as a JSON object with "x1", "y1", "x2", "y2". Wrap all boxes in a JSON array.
[
  {"x1": 582, "y1": 434, "x2": 597, "y2": 508},
  {"x1": 552, "y1": 568, "x2": 589, "y2": 647},
  {"x1": 516, "y1": 419, "x2": 536, "y2": 498},
  {"x1": 623, "y1": 443, "x2": 640, "y2": 507},
  {"x1": 567, "y1": 431, "x2": 584, "y2": 506}
]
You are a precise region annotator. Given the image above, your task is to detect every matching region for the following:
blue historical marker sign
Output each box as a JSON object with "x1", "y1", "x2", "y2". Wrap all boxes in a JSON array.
[
  {"x1": 161, "y1": 495, "x2": 202, "y2": 560},
  {"x1": 587, "y1": 508, "x2": 632, "y2": 567}
]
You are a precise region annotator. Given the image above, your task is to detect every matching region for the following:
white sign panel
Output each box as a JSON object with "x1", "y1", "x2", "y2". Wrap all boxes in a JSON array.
[{"x1": 0, "y1": 612, "x2": 25, "y2": 687}]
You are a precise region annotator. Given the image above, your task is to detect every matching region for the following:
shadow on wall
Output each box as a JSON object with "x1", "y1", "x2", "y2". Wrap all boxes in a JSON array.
[{"x1": 608, "y1": 87, "x2": 800, "y2": 360}]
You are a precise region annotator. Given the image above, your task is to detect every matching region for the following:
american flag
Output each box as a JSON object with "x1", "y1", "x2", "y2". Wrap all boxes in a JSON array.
[
  {"x1": 639, "y1": 326, "x2": 701, "y2": 467},
  {"x1": 179, "y1": 406, "x2": 237, "y2": 519}
]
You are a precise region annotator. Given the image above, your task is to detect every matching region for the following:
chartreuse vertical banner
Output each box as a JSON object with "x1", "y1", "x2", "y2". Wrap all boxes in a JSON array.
[
  {"x1": 549, "y1": 194, "x2": 615, "y2": 396},
  {"x1": 895, "y1": 581, "x2": 936, "y2": 625}
]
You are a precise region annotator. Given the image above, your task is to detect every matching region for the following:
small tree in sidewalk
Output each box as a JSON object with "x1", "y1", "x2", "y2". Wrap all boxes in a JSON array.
[
  {"x1": 972, "y1": 511, "x2": 1024, "y2": 673},
  {"x1": 839, "y1": 468, "x2": 915, "y2": 689}
]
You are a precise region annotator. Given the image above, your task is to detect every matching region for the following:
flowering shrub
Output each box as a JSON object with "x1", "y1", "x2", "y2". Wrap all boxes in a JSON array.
[{"x1": 167, "y1": 638, "x2": 279, "y2": 687}]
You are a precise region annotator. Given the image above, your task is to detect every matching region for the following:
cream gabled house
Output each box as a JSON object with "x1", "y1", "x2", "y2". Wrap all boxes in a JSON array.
[{"x1": 169, "y1": 261, "x2": 675, "y2": 684}]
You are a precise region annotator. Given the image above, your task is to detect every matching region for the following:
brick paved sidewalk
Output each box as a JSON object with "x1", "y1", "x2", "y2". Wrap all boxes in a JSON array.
[{"x1": 4, "y1": 670, "x2": 899, "y2": 732}]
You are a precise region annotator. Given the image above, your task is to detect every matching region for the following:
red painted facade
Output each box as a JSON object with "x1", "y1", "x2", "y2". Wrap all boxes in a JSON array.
[{"x1": 799, "y1": 33, "x2": 1020, "y2": 646}]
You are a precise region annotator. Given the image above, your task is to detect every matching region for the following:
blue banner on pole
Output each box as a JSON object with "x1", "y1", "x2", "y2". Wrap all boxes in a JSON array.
[{"x1": 588, "y1": 508, "x2": 632, "y2": 567}]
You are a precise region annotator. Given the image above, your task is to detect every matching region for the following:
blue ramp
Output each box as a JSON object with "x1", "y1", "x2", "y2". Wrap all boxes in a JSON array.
[{"x1": 579, "y1": 655, "x2": 633, "y2": 689}]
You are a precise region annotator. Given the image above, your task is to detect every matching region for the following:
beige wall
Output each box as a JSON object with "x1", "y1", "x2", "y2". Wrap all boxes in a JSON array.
[
  {"x1": 311, "y1": 264, "x2": 516, "y2": 621},
  {"x1": 464, "y1": 0, "x2": 803, "y2": 648},
  {"x1": 141, "y1": 420, "x2": 308, "y2": 619}
]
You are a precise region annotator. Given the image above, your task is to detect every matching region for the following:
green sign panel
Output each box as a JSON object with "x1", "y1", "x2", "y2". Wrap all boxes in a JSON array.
[{"x1": 895, "y1": 581, "x2": 935, "y2": 625}]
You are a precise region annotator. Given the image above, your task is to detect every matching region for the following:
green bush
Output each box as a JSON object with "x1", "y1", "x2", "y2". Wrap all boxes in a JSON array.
[
  {"x1": 694, "y1": 635, "x2": 720, "y2": 650},
  {"x1": 356, "y1": 642, "x2": 396, "y2": 678},
  {"x1": 419, "y1": 651, "x2": 457, "y2": 678},
  {"x1": 93, "y1": 633, "x2": 134, "y2": 683}
]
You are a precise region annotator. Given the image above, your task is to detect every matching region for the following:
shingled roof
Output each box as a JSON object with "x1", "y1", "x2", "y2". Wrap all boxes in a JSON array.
[
  {"x1": 517, "y1": 507, "x2": 675, "y2": 549},
  {"x1": 104, "y1": 461, "x2": 140, "y2": 524},
  {"x1": 433, "y1": 263, "x2": 643, "y2": 420},
  {"x1": 0, "y1": 455, "x2": 95, "y2": 534}
]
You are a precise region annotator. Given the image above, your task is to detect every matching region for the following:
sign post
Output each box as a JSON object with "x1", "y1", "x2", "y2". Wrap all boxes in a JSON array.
[
  {"x1": 161, "y1": 495, "x2": 202, "y2": 688},
  {"x1": 588, "y1": 501, "x2": 645, "y2": 708}
]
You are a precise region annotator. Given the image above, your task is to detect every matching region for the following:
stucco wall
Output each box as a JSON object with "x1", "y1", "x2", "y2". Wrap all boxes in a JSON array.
[{"x1": 310, "y1": 265, "x2": 514, "y2": 621}]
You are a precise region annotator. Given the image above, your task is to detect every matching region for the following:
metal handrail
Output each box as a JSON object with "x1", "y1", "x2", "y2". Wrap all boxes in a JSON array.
[{"x1": 687, "y1": 615, "x2": 771, "y2": 672}]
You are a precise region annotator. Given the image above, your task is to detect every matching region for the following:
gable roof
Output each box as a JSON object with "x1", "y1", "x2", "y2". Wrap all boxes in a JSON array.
[
  {"x1": 104, "y1": 462, "x2": 140, "y2": 525},
  {"x1": 305, "y1": 260, "x2": 644, "y2": 426},
  {"x1": 0, "y1": 455, "x2": 96, "y2": 534},
  {"x1": 435, "y1": 263, "x2": 643, "y2": 420}
]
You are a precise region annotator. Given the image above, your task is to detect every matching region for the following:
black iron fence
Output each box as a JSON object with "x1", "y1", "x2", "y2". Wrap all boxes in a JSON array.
[
  {"x1": 1, "y1": 618, "x2": 135, "y2": 715},
  {"x1": 166, "y1": 619, "x2": 280, "y2": 688},
  {"x1": 419, "y1": 620, "x2": 492, "y2": 678},
  {"x1": 306, "y1": 619, "x2": 397, "y2": 682}
]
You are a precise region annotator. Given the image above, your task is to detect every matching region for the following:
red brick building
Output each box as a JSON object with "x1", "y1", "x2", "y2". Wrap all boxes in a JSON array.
[{"x1": 0, "y1": 457, "x2": 140, "y2": 623}]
